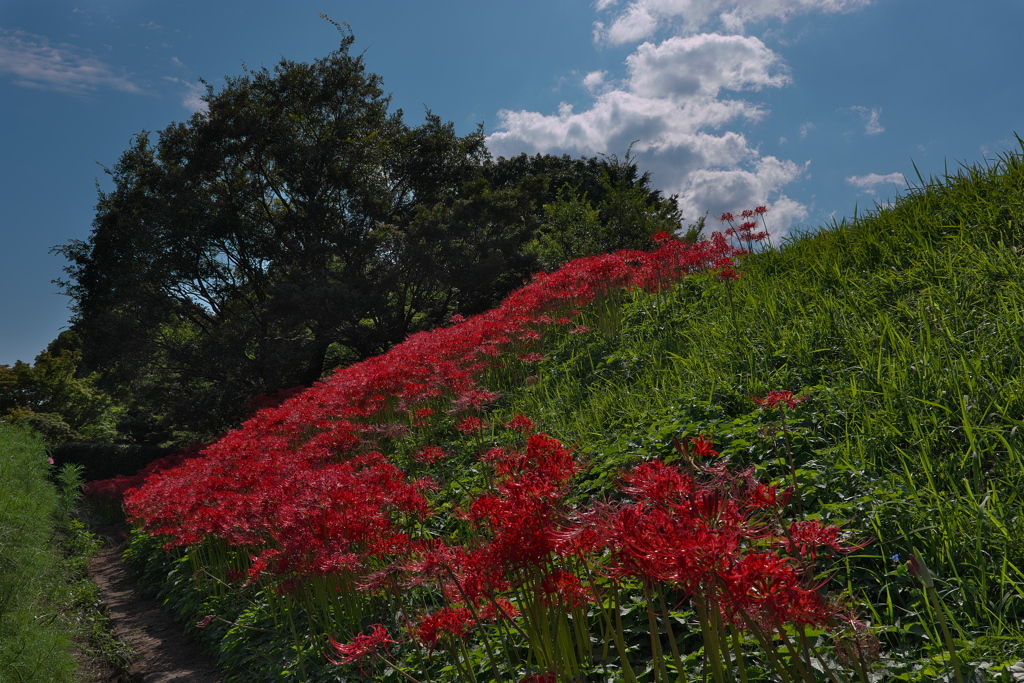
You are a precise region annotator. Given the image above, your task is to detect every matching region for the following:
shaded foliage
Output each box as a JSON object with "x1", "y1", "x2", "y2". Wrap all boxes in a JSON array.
[{"x1": 0, "y1": 331, "x2": 119, "y2": 443}]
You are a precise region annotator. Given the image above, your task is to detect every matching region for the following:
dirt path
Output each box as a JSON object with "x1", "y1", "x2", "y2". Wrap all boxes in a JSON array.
[{"x1": 88, "y1": 526, "x2": 225, "y2": 683}]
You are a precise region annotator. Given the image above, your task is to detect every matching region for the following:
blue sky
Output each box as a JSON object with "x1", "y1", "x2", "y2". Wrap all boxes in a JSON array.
[{"x1": 2, "y1": 0, "x2": 1022, "y2": 366}]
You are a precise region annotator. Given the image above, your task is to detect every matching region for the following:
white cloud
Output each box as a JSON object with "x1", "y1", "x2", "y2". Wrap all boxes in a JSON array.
[
  {"x1": 582, "y1": 69, "x2": 608, "y2": 94},
  {"x1": 490, "y1": 33, "x2": 787, "y2": 156},
  {"x1": 849, "y1": 105, "x2": 884, "y2": 135},
  {"x1": 488, "y1": 32, "x2": 802, "y2": 233},
  {"x1": 0, "y1": 28, "x2": 140, "y2": 95},
  {"x1": 164, "y1": 77, "x2": 209, "y2": 113},
  {"x1": 846, "y1": 171, "x2": 905, "y2": 192},
  {"x1": 489, "y1": 0, "x2": 882, "y2": 236},
  {"x1": 595, "y1": 0, "x2": 877, "y2": 44},
  {"x1": 678, "y1": 156, "x2": 809, "y2": 238},
  {"x1": 627, "y1": 34, "x2": 790, "y2": 99}
]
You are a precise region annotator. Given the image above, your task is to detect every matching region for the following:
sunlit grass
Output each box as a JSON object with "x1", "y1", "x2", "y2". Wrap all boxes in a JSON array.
[{"x1": 106, "y1": 139, "x2": 1024, "y2": 681}]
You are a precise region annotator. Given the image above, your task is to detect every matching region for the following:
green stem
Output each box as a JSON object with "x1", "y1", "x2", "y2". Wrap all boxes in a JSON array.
[
  {"x1": 730, "y1": 626, "x2": 749, "y2": 683},
  {"x1": 611, "y1": 582, "x2": 640, "y2": 683},
  {"x1": 694, "y1": 596, "x2": 728, "y2": 683},
  {"x1": 779, "y1": 410, "x2": 802, "y2": 514},
  {"x1": 656, "y1": 584, "x2": 687, "y2": 683},
  {"x1": 644, "y1": 583, "x2": 668, "y2": 683},
  {"x1": 927, "y1": 585, "x2": 965, "y2": 683}
]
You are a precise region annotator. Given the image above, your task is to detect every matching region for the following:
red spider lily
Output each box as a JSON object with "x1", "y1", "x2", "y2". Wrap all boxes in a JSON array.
[
  {"x1": 715, "y1": 262, "x2": 741, "y2": 281},
  {"x1": 327, "y1": 624, "x2": 396, "y2": 666},
  {"x1": 783, "y1": 520, "x2": 867, "y2": 558},
  {"x1": 718, "y1": 551, "x2": 838, "y2": 627},
  {"x1": 414, "y1": 445, "x2": 449, "y2": 464},
  {"x1": 456, "y1": 416, "x2": 488, "y2": 435},
  {"x1": 478, "y1": 597, "x2": 521, "y2": 622},
  {"x1": 504, "y1": 414, "x2": 535, "y2": 433},
  {"x1": 450, "y1": 387, "x2": 501, "y2": 413},
  {"x1": 753, "y1": 390, "x2": 808, "y2": 410},
  {"x1": 519, "y1": 674, "x2": 556, "y2": 683},
  {"x1": 112, "y1": 225, "x2": 745, "y2": 616},
  {"x1": 605, "y1": 458, "x2": 853, "y2": 631},
  {"x1": 414, "y1": 606, "x2": 477, "y2": 649},
  {"x1": 620, "y1": 459, "x2": 696, "y2": 506},
  {"x1": 690, "y1": 435, "x2": 719, "y2": 458}
]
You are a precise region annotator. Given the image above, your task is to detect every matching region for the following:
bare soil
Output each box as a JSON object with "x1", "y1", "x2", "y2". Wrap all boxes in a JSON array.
[{"x1": 87, "y1": 525, "x2": 225, "y2": 683}]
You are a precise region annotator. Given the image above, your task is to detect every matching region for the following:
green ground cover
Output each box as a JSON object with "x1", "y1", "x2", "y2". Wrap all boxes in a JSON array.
[
  {"x1": 0, "y1": 423, "x2": 132, "y2": 682},
  {"x1": 111, "y1": 141, "x2": 1024, "y2": 682}
]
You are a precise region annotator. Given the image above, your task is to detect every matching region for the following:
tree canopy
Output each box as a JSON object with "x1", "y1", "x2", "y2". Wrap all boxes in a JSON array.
[
  {"x1": 0, "y1": 332, "x2": 120, "y2": 443},
  {"x1": 56, "y1": 28, "x2": 696, "y2": 442}
]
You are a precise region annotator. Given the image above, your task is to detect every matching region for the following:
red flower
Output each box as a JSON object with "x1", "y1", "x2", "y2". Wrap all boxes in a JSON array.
[
  {"x1": 783, "y1": 520, "x2": 866, "y2": 559},
  {"x1": 753, "y1": 390, "x2": 807, "y2": 410},
  {"x1": 415, "y1": 606, "x2": 477, "y2": 648},
  {"x1": 520, "y1": 674, "x2": 556, "y2": 683},
  {"x1": 414, "y1": 445, "x2": 449, "y2": 464},
  {"x1": 456, "y1": 416, "x2": 488, "y2": 435},
  {"x1": 690, "y1": 435, "x2": 719, "y2": 458},
  {"x1": 715, "y1": 265, "x2": 741, "y2": 281},
  {"x1": 540, "y1": 569, "x2": 593, "y2": 608},
  {"x1": 327, "y1": 624, "x2": 395, "y2": 666},
  {"x1": 505, "y1": 414, "x2": 535, "y2": 433}
]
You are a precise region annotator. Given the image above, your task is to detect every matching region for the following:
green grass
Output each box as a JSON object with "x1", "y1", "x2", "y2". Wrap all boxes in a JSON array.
[
  {"x1": 116, "y1": 139, "x2": 1024, "y2": 681},
  {"x1": 0, "y1": 423, "x2": 79, "y2": 681},
  {"x1": 0, "y1": 423, "x2": 134, "y2": 682},
  {"x1": 489, "y1": 141, "x2": 1024, "y2": 675}
]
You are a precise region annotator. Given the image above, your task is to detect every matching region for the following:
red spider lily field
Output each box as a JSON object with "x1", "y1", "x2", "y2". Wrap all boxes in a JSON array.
[{"x1": 87, "y1": 148, "x2": 1024, "y2": 682}]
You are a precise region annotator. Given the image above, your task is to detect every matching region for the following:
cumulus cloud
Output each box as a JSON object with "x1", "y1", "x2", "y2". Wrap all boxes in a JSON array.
[
  {"x1": 627, "y1": 33, "x2": 790, "y2": 99},
  {"x1": 582, "y1": 69, "x2": 608, "y2": 94},
  {"x1": 488, "y1": 32, "x2": 804, "y2": 234},
  {"x1": 490, "y1": 33, "x2": 787, "y2": 156},
  {"x1": 595, "y1": 0, "x2": 877, "y2": 44},
  {"x1": 846, "y1": 171, "x2": 905, "y2": 193},
  {"x1": 0, "y1": 28, "x2": 140, "y2": 94},
  {"x1": 488, "y1": 0, "x2": 880, "y2": 237}
]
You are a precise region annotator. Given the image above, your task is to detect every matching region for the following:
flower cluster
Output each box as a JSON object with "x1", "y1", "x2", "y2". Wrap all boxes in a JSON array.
[{"x1": 88, "y1": 229, "x2": 870, "y2": 681}]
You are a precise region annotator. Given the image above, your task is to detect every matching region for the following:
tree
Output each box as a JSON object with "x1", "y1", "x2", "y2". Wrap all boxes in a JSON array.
[
  {"x1": 56, "y1": 28, "x2": 537, "y2": 439},
  {"x1": 56, "y1": 27, "x2": 697, "y2": 442},
  {"x1": 483, "y1": 151, "x2": 703, "y2": 270},
  {"x1": 0, "y1": 332, "x2": 120, "y2": 443}
]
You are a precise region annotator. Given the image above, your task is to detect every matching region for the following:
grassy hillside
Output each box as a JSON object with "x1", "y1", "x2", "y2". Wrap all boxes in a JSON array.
[
  {"x1": 106, "y1": 141, "x2": 1024, "y2": 682},
  {"x1": 495, "y1": 146, "x2": 1024, "y2": 673}
]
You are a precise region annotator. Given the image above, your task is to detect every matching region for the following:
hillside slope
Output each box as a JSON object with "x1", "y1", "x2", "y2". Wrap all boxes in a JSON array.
[{"x1": 105, "y1": 141, "x2": 1024, "y2": 682}]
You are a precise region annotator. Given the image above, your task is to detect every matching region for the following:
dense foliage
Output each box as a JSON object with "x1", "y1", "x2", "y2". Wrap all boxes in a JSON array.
[
  {"x1": 87, "y1": 141, "x2": 1024, "y2": 682},
  {"x1": 0, "y1": 331, "x2": 119, "y2": 443}
]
